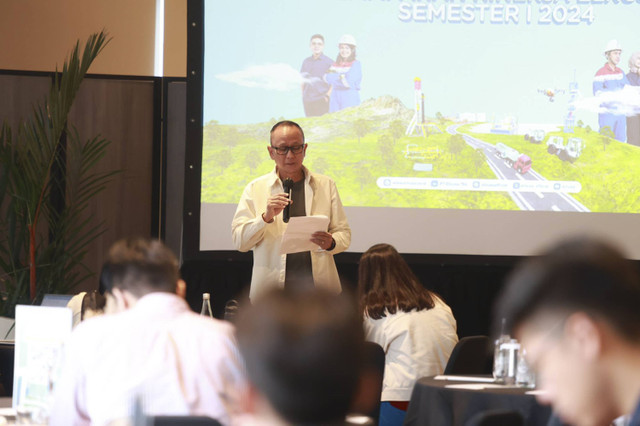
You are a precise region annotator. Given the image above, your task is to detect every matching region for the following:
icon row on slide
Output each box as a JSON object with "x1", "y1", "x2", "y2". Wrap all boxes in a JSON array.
[{"x1": 377, "y1": 177, "x2": 582, "y2": 193}]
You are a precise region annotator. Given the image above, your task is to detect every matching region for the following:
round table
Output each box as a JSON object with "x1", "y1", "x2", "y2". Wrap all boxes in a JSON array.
[{"x1": 404, "y1": 376, "x2": 552, "y2": 426}]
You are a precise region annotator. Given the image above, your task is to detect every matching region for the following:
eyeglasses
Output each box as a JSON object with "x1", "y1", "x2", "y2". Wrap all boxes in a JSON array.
[{"x1": 270, "y1": 144, "x2": 305, "y2": 155}]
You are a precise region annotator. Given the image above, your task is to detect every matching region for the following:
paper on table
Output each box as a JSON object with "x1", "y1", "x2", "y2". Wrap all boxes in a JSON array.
[
  {"x1": 280, "y1": 215, "x2": 330, "y2": 255},
  {"x1": 445, "y1": 383, "x2": 521, "y2": 390},
  {"x1": 434, "y1": 375, "x2": 496, "y2": 383}
]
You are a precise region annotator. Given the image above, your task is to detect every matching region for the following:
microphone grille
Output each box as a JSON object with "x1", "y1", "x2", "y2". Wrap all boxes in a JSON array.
[{"x1": 283, "y1": 178, "x2": 294, "y2": 191}]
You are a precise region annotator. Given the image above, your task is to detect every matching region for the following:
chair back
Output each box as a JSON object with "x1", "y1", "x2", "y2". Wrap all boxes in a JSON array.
[
  {"x1": 465, "y1": 409, "x2": 524, "y2": 426},
  {"x1": 349, "y1": 341, "x2": 385, "y2": 425},
  {"x1": 444, "y1": 335, "x2": 493, "y2": 375}
]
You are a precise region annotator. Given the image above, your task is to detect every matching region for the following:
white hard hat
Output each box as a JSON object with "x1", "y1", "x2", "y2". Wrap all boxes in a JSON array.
[
  {"x1": 604, "y1": 39, "x2": 622, "y2": 53},
  {"x1": 338, "y1": 34, "x2": 357, "y2": 47}
]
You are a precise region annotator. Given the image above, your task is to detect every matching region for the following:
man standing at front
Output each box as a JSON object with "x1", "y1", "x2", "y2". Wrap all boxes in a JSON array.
[
  {"x1": 232, "y1": 120, "x2": 350, "y2": 299},
  {"x1": 300, "y1": 34, "x2": 333, "y2": 117}
]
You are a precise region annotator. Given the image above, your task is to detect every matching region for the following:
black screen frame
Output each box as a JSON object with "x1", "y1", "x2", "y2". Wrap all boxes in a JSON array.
[{"x1": 183, "y1": 0, "x2": 206, "y2": 261}]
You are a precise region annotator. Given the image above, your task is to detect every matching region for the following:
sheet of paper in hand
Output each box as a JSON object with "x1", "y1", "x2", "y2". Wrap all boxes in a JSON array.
[{"x1": 280, "y1": 215, "x2": 329, "y2": 254}]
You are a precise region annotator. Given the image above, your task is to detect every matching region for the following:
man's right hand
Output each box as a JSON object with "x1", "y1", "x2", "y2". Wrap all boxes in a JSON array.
[{"x1": 263, "y1": 192, "x2": 291, "y2": 223}]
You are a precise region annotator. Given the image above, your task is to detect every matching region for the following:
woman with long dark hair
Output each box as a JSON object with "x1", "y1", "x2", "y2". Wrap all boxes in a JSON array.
[
  {"x1": 358, "y1": 243, "x2": 458, "y2": 426},
  {"x1": 324, "y1": 34, "x2": 362, "y2": 112}
]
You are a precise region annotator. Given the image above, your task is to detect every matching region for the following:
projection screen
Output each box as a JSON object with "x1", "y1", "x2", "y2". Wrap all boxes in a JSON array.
[{"x1": 191, "y1": 0, "x2": 640, "y2": 258}]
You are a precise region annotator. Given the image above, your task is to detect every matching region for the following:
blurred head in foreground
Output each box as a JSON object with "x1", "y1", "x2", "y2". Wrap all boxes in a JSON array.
[
  {"x1": 235, "y1": 288, "x2": 364, "y2": 425},
  {"x1": 494, "y1": 237, "x2": 640, "y2": 426}
]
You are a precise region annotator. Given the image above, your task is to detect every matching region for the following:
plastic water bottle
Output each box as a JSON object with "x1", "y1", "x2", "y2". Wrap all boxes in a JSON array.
[
  {"x1": 501, "y1": 339, "x2": 521, "y2": 385},
  {"x1": 224, "y1": 299, "x2": 239, "y2": 322},
  {"x1": 516, "y1": 348, "x2": 536, "y2": 388},
  {"x1": 493, "y1": 335, "x2": 509, "y2": 382},
  {"x1": 201, "y1": 293, "x2": 213, "y2": 318},
  {"x1": 493, "y1": 318, "x2": 510, "y2": 382}
]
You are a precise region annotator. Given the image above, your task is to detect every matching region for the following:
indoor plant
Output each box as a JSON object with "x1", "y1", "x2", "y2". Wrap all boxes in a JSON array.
[{"x1": 0, "y1": 30, "x2": 115, "y2": 319}]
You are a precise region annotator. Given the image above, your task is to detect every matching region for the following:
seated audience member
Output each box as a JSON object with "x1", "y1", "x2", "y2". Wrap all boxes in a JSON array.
[
  {"x1": 67, "y1": 289, "x2": 106, "y2": 327},
  {"x1": 50, "y1": 238, "x2": 246, "y2": 426},
  {"x1": 234, "y1": 288, "x2": 365, "y2": 425},
  {"x1": 67, "y1": 264, "x2": 112, "y2": 327},
  {"x1": 494, "y1": 237, "x2": 640, "y2": 426},
  {"x1": 357, "y1": 244, "x2": 458, "y2": 426}
]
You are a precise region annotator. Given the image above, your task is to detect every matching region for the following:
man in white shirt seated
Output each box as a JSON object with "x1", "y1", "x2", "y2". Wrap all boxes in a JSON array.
[
  {"x1": 233, "y1": 288, "x2": 365, "y2": 425},
  {"x1": 50, "y1": 238, "x2": 246, "y2": 426}
]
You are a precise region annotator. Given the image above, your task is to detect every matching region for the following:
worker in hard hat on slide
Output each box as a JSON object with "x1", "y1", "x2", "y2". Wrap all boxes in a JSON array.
[
  {"x1": 593, "y1": 39, "x2": 630, "y2": 142},
  {"x1": 324, "y1": 34, "x2": 362, "y2": 113}
]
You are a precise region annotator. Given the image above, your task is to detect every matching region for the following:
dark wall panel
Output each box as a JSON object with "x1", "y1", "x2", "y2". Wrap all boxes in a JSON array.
[
  {"x1": 165, "y1": 81, "x2": 187, "y2": 259},
  {"x1": 0, "y1": 74, "x2": 50, "y2": 128},
  {"x1": 68, "y1": 78, "x2": 155, "y2": 292}
]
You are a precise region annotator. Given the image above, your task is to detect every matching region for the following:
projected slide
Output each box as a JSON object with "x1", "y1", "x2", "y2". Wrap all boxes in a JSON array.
[{"x1": 200, "y1": 1, "x2": 640, "y2": 225}]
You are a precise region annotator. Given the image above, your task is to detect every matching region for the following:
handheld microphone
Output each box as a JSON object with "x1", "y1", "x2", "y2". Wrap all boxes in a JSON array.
[{"x1": 283, "y1": 178, "x2": 293, "y2": 223}]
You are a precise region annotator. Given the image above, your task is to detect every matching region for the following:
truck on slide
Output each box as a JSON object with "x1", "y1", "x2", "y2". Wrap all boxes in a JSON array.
[
  {"x1": 495, "y1": 143, "x2": 532, "y2": 174},
  {"x1": 496, "y1": 143, "x2": 519, "y2": 162},
  {"x1": 525, "y1": 129, "x2": 545, "y2": 144},
  {"x1": 547, "y1": 136, "x2": 584, "y2": 162},
  {"x1": 513, "y1": 154, "x2": 532, "y2": 174}
]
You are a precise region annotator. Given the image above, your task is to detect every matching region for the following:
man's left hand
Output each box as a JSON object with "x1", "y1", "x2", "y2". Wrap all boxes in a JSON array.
[{"x1": 310, "y1": 231, "x2": 334, "y2": 251}]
